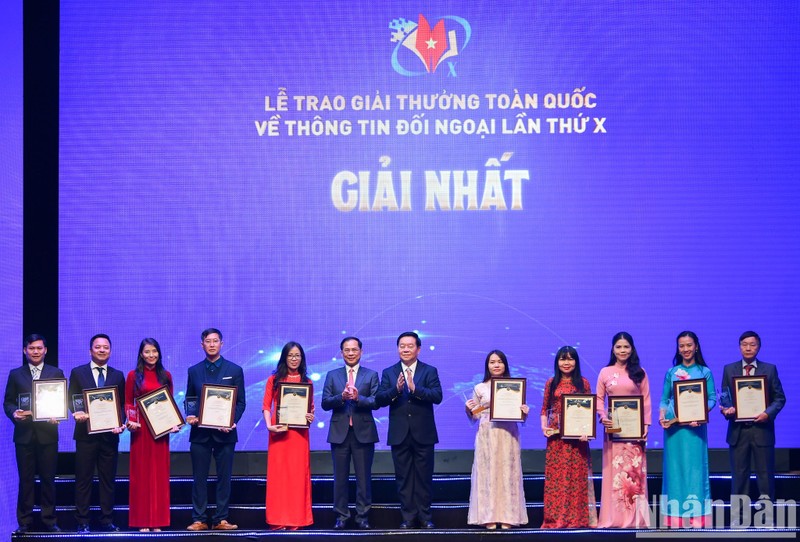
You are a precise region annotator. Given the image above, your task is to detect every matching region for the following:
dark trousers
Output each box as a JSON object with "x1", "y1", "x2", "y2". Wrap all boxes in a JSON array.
[
  {"x1": 74, "y1": 438, "x2": 119, "y2": 525},
  {"x1": 730, "y1": 426, "x2": 776, "y2": 524},
  {"x1": 391, "y1": 432, "x2": 434, "y2": 524},
  {"x1": 331, "y1": 427, "x2": 375, "y2": 523},
  {"x1": 15, "y1": 439, "x2": 57, "y2": 527},
  {"x1": 190, "y1": 440, "x2": 235, "y2": 524}
]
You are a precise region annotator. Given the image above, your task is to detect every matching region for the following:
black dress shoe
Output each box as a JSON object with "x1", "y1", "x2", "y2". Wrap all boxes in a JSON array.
[
  {"x1": 356, "y1": 521, "x2": 371, "y2": 530},
  {"x1": 76, "y1": 524, "x2": 90, "y2": 534},
  {"x1": 333, "y1": 519, "x2": 347, "y2": 530},
  {"x1": 45, "y1": 525, "x2": 61, "y2": 533},
  {"x1": 399, "y1": 521, "x2": 414, "y2": 529},
  {"x1": 422, "y1": 521, "x2": 436, "y2": 529},
  {"x1": 100, "y1": 523, "x2": 120, "y2": 532}
]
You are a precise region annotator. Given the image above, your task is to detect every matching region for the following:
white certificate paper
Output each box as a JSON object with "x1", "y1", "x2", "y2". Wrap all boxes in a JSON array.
[
  {"x1": 562, "y1": 395, "x2": 596, "y2": 439},
  {"x1": 199, "y1": 386, "x2": 236, "y2": 429},
  {"x1": 278, "y1": 384, "x2": 311, "y2": 427},
  {"x1": 86, "y1": 388, "x2": 121, "y2": 434},
  {"x1": 735, "y1": 377, "x2": 767, "y2": 421},
  {"x1": 611, "y1": 397, "x2": 643, "y2": 439},
  {"x1": 674, "y1": 379, "x2": 707, "y2": 424},
  {"x1": 489, "y1": 378, "x2": 526, "y2": 421}
]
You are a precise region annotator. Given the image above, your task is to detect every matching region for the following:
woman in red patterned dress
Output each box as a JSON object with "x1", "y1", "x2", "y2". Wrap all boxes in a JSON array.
[{"x1": 540, "y1": 346, "x2": 597, "y2": 528}]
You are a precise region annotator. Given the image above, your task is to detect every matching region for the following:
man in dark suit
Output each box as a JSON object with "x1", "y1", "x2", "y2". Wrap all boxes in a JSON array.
[
  {"x1": 185, "y1": 328, "x2": 246, "y2": 531},
  {"x1": 321, "y1": 336, "x2": 380, "y2": 530},
  {"x1": 68, "y1": 333, "x2": 126, "y2": 533},
  {"x1": 720, "y1": 331, "x2": 786, "y2": 522},
  {"x1": 3, "y1": 334, "x2": 65, "y2": 533},
  {"x1": 376, "y1": 331, "x2": 442, "y2": 529}
]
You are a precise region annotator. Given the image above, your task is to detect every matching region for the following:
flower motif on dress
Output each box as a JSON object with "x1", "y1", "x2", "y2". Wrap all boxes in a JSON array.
[
  {"x1": 674, "y1": 368, "x2": 690, "y2": 380},
  {"x1": 612, "y1": 444, "x2": 645, "y2": 510}
]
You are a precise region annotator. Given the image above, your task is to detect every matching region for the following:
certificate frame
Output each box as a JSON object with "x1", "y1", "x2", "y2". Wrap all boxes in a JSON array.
[
  {"x1": 489, "y1": 377, "x2": 527, "y2": 422},
  {"x1": 673, "y1": 378, "x2": 709, "y2": 424},
  {"x1": 609, "y1": 395, "x2": 644, "y2": 441},
  {"x1": 277, "y1": 382, "x2": 312, "y2": 428},
  {"x1": 84, "y1": 386, "x2": 122, "y2": 434},
  {"x1": 198, "y1": 384, "x2": 237, "y2": 429},
  {"x1": 136, "y1": 385, "x2": 185, "y2": 439},
  {"x1": 561, "y1": 393, "x2": 596, "y2": 439},
  {"x1": 732, "y1": 375, "x2": 767, "y2": 422},
  {"x1": 32, "y1": 378, "x2": 69, "y2": 421}
]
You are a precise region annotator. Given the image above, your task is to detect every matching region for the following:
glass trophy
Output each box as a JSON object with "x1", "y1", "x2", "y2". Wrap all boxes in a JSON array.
[
  {"x1": 718, "y1": 388, "x2": 733, "y2": 409},
  {"x1": 607, "y1": 404, "x2": 622, "y2": 433},
  {"x1": 184, "y1": 396, "x2": 198, "y2": 417},
  {"x1": 545, "y1": 408, "x2": 560, "y2": 437},
  {"x1": 18, "y1": 392, "x2": 31, "y2": 412},
  {"x1": 72, "y1": 394, "x2": 86, "y2": 413}
]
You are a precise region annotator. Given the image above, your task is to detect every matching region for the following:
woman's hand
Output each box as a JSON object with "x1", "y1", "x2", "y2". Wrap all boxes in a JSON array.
[
  {"x1": 305, "y1": 412, "x2": 315, "y2": 423},
  {"x1": 127, "y1": 421, "x2": 141, "y2": 431},
  {"x1": 268, "y1": 424, "x2": 288, "y2": 433},
  {"x1": 601, "y1": 417, "x2": 614, "y2": 428}
]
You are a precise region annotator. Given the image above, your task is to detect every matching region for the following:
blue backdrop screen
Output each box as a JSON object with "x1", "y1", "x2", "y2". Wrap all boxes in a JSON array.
[{"x1": 59, "y1": 1, "x2": 800, "y2": 451}]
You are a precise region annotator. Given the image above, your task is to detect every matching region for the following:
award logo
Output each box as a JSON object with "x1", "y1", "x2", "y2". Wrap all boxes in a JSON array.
[{"x1": 389, "y1": 14, "x2": 471, "y2": 77}]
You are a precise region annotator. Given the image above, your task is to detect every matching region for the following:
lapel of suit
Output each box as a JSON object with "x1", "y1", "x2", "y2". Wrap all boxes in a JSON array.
[{"x1": 352, "y1": 366, "x2": 362, "y2": 389}]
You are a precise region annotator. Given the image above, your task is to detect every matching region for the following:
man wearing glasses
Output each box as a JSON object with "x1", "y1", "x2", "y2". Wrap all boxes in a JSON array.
[{"x1": 185, "y1": 328, "x2": 246, "y2": 531}]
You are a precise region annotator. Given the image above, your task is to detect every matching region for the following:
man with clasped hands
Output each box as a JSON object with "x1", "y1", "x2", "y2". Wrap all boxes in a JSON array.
[
  {"x1": 322, "y1": 336, "x2": 380, "y2": 530},
  {"x1": 376, "y1": 331, "x2": 443, "y2": 529}
]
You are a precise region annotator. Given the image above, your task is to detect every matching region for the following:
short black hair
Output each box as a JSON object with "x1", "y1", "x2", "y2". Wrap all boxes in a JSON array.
[
  {"x1": 201, "y1": 328, "x2": 223, "y2": 341},
  {"x1": 739, "y1": 330, "x2": 761, "y2": 347},
  {"x1": 24, "y1": 334, "x2": 47, "y2": 348},
  {"x1": 396, "y1": 331, "x2": 421, "y2": 347},
  {"x1": 340, "y1": 336, "x2": 362, "y2": 350},
  {"x1": 90, "y1": 333, "x2": 111, "y2": 349}
]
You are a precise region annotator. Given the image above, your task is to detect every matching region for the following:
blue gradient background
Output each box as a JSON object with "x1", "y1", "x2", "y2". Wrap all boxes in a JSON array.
[{"x1": 58, "y1": 1, "x2": 799, "y2": 452}]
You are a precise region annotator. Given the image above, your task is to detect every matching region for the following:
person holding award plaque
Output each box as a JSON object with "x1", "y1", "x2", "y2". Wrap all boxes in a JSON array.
[
  {"x1": 68, "y1": 334, "x2": 126, "y2": 533},
  {"x1": 465, "y1": 350, "x2": 529, "y2": 530},
  {"x1": 3, "y1": 334, "x2": 65, "y2": 533},
  {"x1": 540, "y1": 346, "x2": 597, "y2": 529},
  {"x1": 262, "y1": 341, "x2": 315, "y2": 530},
  {"x1": 659, "y1": 331, "x2": 717, "y2": 528},
  {"x1": 720, "y1": 331, "x2": 785, "y2": 520},
  {"x1": 595, "y1": 332, "x2": 652, "y2": 528},
  {"x1": 125, "y1": 338, "x2": 179, "y2": 531}
]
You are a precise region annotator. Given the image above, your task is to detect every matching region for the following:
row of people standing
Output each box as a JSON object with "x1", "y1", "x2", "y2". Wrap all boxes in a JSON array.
[
  {"x1": 3, "y1": 328, "x2": 785, "y2": 532},
  {"x1": 533, "y1": 330, "x2": 785, "y2": 529}
]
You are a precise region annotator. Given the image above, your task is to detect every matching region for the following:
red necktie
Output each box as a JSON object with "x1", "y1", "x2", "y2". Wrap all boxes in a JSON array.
[
  {"x1": 745, "y1": 364, "x2": 753, "y2": 375},
  {"x1": 348, "y1": 369, "x2": 355, "y2": 426}
]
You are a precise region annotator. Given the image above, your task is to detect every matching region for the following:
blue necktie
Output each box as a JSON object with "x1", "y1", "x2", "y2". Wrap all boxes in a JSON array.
[{"x1": 96, "y1": 367, "x2": 106, "y2": 387}]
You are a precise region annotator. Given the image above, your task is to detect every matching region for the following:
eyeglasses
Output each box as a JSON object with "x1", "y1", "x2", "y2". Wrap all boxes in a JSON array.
[{"x1": 287, "y1": 353, "x2": 302, "y2": 359}]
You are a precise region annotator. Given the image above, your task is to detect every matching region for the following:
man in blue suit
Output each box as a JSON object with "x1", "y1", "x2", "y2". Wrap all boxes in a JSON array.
[
  {"x1": 321, "y1": 336, "x2": 380, "y2": 530},
  {"x1": 3, "y1": 334, "x2": 65, "y2": 533},
  {"x1": 720, "y1": 331, "x2": 786, "y2": 522},
  {"x1": 185, "y1": 328, "x2": 246, "y2": 531},
  {"x1": 68, "y1": 333, "x2": 126, "y2": 533},
  {"x1": 376, "y1": 331, "x2": 442, "y2": 529}
]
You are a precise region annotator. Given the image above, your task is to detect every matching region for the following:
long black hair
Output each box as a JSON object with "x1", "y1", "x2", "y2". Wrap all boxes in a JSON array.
[
  {"x1": 482, "y1": 350, "x2": 511, "y2": 382},
  {"x1": 607, "y1": 331, "x2": 645, "y2": 385},
  {"x1": 134, "y1": 338, "x2": 171, "y2": 394},
  {"x1": 672, "y1": 330, "x2": 707, "y2": 366},
  {"x1": 546, "y1": 346, "x2": 588, "y2": 404},
  {"x1": 272, "y1": 341, "x2": 310, "y2": 391}
]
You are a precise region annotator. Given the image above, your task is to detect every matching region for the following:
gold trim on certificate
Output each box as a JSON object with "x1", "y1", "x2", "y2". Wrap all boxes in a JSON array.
[
  {"x1": 609, "y1": 395, "x2": 644, "y2": 440},
  {"x1": 136, "y1": 385, "x2": 185, "y2": 439},
  {"x1": 673, "y1": 378, "x2": 708, "y2": 424},
  {"x1": 84, "y1": 386, "x2": 122, "y2": 434},
  {"x1": 32, "y1": 379, "x2": 68, "y2": 421},
  {"x1": 561, "y1": 393, "x2": 596, "y2": 439},
  {"x1": 198, "y1": 384, "x2": 237, "y2": 429},
  {"x1": 489, "y1": 377, "x2": 526, "y2": 422},
  {"x1": 732, "y1": 375, "x2": 767, "y2": 422},
  {"x1": 277, "y1": 382, "x2": 312, "y2": 428}
]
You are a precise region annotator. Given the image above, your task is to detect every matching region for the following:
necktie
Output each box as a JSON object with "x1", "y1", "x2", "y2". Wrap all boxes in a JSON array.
[
  {"x1": 31, "y1": 367, "x2": 40, "y2": 381},
  {"x1": 405, "y1": 368, "x2": 412, "y2": 393},
  {"x1": 96, "y1": 367, "x2": 106, "y2": 387},
  {"x1": 348, "y1": 369, "x2": 355, "y2": 426},
  {"x1": 744, "y1": 364, "x2": 753, "y2": 375}
]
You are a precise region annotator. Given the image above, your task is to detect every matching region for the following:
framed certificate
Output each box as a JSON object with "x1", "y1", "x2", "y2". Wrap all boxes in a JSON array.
[
  {"x1": 673, "y1": 378, "x2": 708, "y2": 424},
  {"x1": 136, "y1": 386, "x2": 185, "y2": 439},
  {"x1": 561, "y1": 393, "x2": 596, "y2": 439},
  {"x1": 732, "y1": 375, "x2": 767, "y2": 422},
  {"x1": 84, "y1": 387, "x2": 122, "y2": 434},
  {"x1": 277, "y1": 382, "x2": 312, "y2": 428},
  {"x1": 198, "y1": 384, "x2": 237, "y2": 429},
  {"x1": 609, "y1": 395, "x2": 644, "y2": 440},
  {"x1": 489, "y1": 377, "x2": 526, "y2": 422},
  {"x1": 32, "y1": 379, "x2": 68, "y2": 421}
]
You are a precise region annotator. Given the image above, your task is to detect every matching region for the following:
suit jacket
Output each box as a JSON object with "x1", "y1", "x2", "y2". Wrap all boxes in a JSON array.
[
  {"x1": 4, "y1": 363, "x2": 66, "y2": 445},
  {"x1": 376, "y1": 360, "x2": 442, "y2": 446},
  {"x1": 321, "y1": 365, "x2": 379, "y2": 445},
  {"x1": 722, "y1": 359, "x2": 786, "y2": 446},
  {"x1": 186, "y1": 356, "x2": 246, "y2": 444},
  {"x1": 68, "y1": 363, "x2": 126, "y2": 443}
]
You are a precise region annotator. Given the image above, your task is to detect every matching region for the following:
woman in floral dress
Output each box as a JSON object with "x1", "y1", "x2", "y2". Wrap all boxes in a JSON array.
[
  {"x1": 540, "y1": 346, "x2": 597, "y2": 528},
  {"x1": 596, "y1": 332, "x2": 651, "y2": 527},
  {"x1": 659, "y1": 331, "x2": 716, "y2": 528}
]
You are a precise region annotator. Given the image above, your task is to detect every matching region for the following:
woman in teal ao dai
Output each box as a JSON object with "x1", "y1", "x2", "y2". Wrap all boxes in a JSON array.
[{"x1": 659, "y1": 331, "x2": 717, "y2": 528}]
